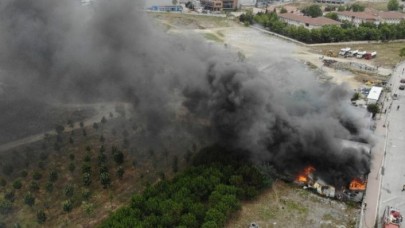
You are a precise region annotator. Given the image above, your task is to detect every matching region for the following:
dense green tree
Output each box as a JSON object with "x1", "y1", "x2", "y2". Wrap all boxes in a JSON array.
[
  {"x1": 24, "y1": 193, "x2": 35, "y2": 207},
  {"x1": 101, "y1": 116, "x2": 107, "y2": 124},
  {"x1": 280, "y1": 7, "x2": 287, "y2": 13},
  {"x1": 388, "y1": 0, "x2": 399, "y2": 11},
  {"x1": 351, "y1": 92, "x2": 360, "y2": 101},
  {"x1": 351, "y1": 3, "x2": 365, "y2": 12},
  {"x1": 93, "y1": 122, "x2": 99, "y2": 130},
  {"x1": 69, "y1": 153, "x2": 75, "y2": 161},
  {"x1": 302, "y1": 5, "x2": 323, "y2": 18},
  {"x1": 367, "y1": 104, "x2": 380, "y2": 118},
  {"x1": 37, "y1": 210, "x2": 47, "y2": 224},
  {"x1": 325, "y1": 12, "x2": 338, "y2": 21},
  {"x1": 4, "y1": 190, "x2": 15, "y2": 202}
]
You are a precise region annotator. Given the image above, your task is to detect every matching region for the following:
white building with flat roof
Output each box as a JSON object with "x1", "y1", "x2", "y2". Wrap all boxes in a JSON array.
[{"x1": 367, "y1": 86, "x2": 383, "y2": 104}]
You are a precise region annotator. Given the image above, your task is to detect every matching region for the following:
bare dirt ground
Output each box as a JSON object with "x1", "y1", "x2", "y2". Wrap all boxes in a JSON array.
[{"x1": 226, "y1": 181, "x2": 359, "y2": 228}]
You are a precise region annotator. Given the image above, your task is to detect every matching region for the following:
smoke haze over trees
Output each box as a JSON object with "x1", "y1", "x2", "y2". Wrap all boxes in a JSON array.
[{"x1": 0, "y1": 0, "x2": 372, "y2": 184}]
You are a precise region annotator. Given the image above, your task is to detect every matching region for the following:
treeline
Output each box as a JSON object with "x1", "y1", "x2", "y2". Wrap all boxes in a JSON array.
[
  {"x1": 240, "y1": 11, "x2": 405, "y2": 43},
  {"x1": 100, "y1": 145, "x2": 270, "y2": 228}
]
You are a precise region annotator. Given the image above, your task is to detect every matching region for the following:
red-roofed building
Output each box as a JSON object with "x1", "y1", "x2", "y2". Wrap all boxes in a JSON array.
[
  {"x1": 336, "y1": 11, "x2": 405, "y2": 26},
  {"x1": 378, "y1": 11, "x2": 405, "y2": 24},
  {"x1": 278, "y1": 13, "x2": 342, "y2": 29}
]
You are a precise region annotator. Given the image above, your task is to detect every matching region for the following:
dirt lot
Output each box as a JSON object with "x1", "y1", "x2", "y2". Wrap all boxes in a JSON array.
[{"x1": 226, "y1": 181, "x2": 360, "y2": 228}]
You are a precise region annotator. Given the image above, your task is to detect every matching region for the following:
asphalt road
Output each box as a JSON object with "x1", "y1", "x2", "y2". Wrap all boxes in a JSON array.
[{"x1": 362, "y1": 62, "x2": 405, "y2": 228}]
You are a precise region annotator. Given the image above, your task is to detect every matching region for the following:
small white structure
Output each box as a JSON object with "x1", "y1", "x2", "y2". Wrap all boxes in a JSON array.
[
  {"x1": 367, "y1": 86, "x2": 383, "y2": 104},
  {"x1": 356, "y1": 51, "x2": 367, "y2": 58},
  {"x1": 339, "y1": 47, "x2": 351, "y2": 56}
]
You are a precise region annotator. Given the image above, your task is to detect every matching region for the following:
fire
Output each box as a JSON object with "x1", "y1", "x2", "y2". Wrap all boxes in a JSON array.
[
  {"x1": 295, "y1": 166, "x2": 316, "y2": 183},
  {"x1": 349, "y1": 178, "x2": 367, "y2": 191}
]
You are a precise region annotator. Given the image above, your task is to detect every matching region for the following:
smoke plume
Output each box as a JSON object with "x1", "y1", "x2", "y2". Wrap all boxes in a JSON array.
[{"x1": 0, "y1": 0, "x2": 372, "y2": 184}]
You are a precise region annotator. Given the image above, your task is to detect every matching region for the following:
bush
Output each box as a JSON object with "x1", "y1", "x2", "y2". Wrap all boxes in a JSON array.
[
  {"x1": 62, "y1": 200, "x2": 73, "y2": 213},
  {"x1": 82, "y1": 189, "x2": 92, "y2": 201},
  {"x1": 24, "y1": 193, "x2": 35, "y2": 207},
  {"x1": 4, "y1": 190, "x2": 15, "y2": 202},
  {"x1": 37, "y1": 210, "x2": 47, "y2": 224},
  {"x1": 49, "y1": 170, "x2": 58, "y2": 182},
  {"x1": 117, "y1": 166, "x2": 124, "y2": 179},
  {"x1": 12, "y1": 180, "x2": 22, "y2": 189},
  {"x1": 32, "y1": 171, "x2": 42, "y2": 180},
  {"x1": 46, "y1": 182, "x2": 53, "y2": 193},
  {"x1": 20, "y1": 170, "x2": 28, "y2": 178},
  {"x1": 64, "y1": 185, "x2": 74, "y2": 198},
  {"x1": 83, "y1": 173, "x2": 92, "y2": 186},
  {"x1": 0, "y1": 199, "x2": 12, "y2": 214},
  {"x1": 29, "y1": 181, "x2": 40, "y2": 192},
  {"x1": 100, "y1": 172, "x2": 111, "y2": 188}
]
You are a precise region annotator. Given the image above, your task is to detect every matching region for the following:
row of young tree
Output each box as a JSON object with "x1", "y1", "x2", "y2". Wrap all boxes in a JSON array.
[
  {"x1": 240, "y1": 11, "x2": 405, "y2": 43},
  {"x1": 101, "y1": 145, "x2": 271, "y2": 228}
]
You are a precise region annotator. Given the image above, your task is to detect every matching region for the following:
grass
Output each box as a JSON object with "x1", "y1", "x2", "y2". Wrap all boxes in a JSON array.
[
  {"x1": 203, "y1": 32, "x2": 224, "y2": 43},
  {"x1": 311, "y1": 42, "x2": 405, "y2": 68},
  {"x1": 148, "y1": 12, "x2": 237, "y2": 29}
]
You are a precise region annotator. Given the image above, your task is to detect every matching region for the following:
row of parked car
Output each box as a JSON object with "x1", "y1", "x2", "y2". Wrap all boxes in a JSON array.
[{"x1": 339, "y1": 48, "x2": 377, "y2": 60}]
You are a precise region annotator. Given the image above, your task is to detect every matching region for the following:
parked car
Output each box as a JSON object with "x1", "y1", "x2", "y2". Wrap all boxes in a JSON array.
[
  {"x1": 399, "y1": 85, "x2": 405, "y2": 90},
  {"x1": 400, "y1": 79, "x2": 405, "y2": 83}
]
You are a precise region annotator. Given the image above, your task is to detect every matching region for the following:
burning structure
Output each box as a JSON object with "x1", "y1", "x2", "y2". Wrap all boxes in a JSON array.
[
  {"x1": 0, "y1": 0, "x2": 373, "y2": 191},
  {"x1": 294, "y1": 140, "x2": 370, "y2": 202}
]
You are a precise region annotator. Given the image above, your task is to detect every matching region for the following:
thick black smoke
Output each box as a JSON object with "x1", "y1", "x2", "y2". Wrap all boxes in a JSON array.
[{"x1": 0, "y1": 0, "x2": 372, "y2": 183}]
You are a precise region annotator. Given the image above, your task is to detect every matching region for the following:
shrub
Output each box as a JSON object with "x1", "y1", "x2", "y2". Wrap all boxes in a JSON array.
[
  {"x1": 37, "y1": 210, "x2": 47, "y2": 224},
  {"x1": 24, "y1": 193, "x2": 35, "y2": 207}
]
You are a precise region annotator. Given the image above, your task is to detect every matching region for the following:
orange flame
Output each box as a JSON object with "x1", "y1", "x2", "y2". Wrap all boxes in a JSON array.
[
  {"x1": 349, "y1": 178, "x2": 366, "y2": 191},
  {"x1": 295, "y1": 166, "x2": 316, "y2": 183}
]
